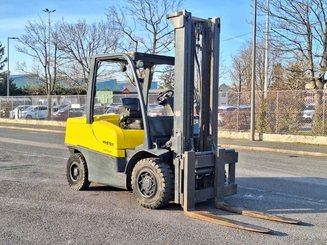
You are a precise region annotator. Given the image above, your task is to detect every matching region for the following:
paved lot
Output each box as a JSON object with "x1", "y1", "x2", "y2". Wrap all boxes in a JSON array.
[{"x1": 0, "y1": 128, "x2": 326, "y2": 244}]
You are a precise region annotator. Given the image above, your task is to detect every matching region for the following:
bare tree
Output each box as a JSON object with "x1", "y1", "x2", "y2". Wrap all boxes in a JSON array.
[
  {"x1": 270, "y1": 62, "x2": 308, "y2": 90},
  {"x1": 230, "y1": 44, "x2": 252, "y2": 93},
  {"x1": 17, "y1": 18, "x2": 60, "y2": 117},
  {"x1": 230, "y1": 38, "x2": 308, "y2": 93},
  {"x1": 57, "y1": 19, "x2": 120, "y2": 92},
  {"x1": 259, "y1": 0, "x2": 327, "y2": 89},
  {"x1": 230, "y1": 40, "x2": 274, "y2": 93},
  {"x1": 159, "y1": 66, "x2": 174, "y2": 89},
  {"x1": 259, "y1": 0, "x2": 327, "y2": 133},
  {"x1": 0, "y1": 42, "x2": 7, "y2": 71},
  {"x1": 107, "y1": 0, "x2": 182, "y2": 54}
]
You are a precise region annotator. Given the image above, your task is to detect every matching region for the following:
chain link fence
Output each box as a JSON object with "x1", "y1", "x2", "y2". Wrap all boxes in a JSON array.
[
  {"x1": 0, "y1": 90, "x2": 326, "y2": 136},
  {"x1": 218, "y1": 89, "x2": 327, "y2": 136},
  {"x1": 0, "y1": 93, "x2": 159, "y2": 121}
]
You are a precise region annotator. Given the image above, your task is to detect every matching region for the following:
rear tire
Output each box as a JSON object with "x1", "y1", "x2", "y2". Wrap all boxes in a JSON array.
[
  {"x1": 66, "y1": 153, "x2": 90, "y2": 191},
  {"x1": 131, "y1": 158, "x2": 173, "y2": 209}
]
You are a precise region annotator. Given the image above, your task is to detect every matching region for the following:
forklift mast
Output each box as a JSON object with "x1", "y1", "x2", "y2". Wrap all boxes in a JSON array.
[
  {"x1": 168, "y1": 10, "x2": 237, "y2": 210},
  {"x1": 168, "y1": 10, "x2": 219, "y2": 153}
]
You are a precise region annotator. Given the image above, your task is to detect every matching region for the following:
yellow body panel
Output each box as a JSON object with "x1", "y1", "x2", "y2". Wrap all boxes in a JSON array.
[{"x1": 65, "y1": 115, "x2": 144, "y2": 157}]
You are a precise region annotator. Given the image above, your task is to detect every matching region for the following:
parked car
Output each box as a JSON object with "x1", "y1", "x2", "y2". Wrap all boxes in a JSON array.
[
  {"x1": 105, "y1": 103, "x2": 122, "y2": 114},
  {"x1": 301, "y1": 104, "x2": 314, "y2": 122},
  {"x1": 21, "y1": 105, "x2": 48, "y2": 119},
  {"x1": 218, "y1": 104, "x2": 250, "y2": 127},
  {"x1": 52, "y1": 107, "x2": 84, "y2": 121},
  {"x1": 53, "y1": 104, "x2": 71, "y2": 113},
  {"x1": 9, "y1": 105, "x2": 31, "y2": 119},
  {"x1": 51, "y1": 104, "x2": 71, "y2": 119}
]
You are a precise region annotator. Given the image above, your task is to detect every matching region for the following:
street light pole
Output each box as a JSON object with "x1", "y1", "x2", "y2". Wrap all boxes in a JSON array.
[
  {"x1": 43, "y1": 8, "x2": 56, "y2": 119},
  {"x1": 250, "y1": 0, "x2": 257, "y2": 141},
  {"x1": 7, "y1": 37, "x2": 19, "y2": 98},
  {"x1": 42, "y1": 8, "x2": 56, "y2": 94},
  {"x1": 264, "y1": 0, "x2": 270, "y2": 98}
]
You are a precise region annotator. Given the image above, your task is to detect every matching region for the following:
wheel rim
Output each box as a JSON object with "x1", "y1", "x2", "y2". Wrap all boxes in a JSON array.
[
  {"x1": 70, "y1": 162, "x2": 80, "y2": 182},
  {"x1": 137, "y1": 169, "x2": 157, "y2": 198}
]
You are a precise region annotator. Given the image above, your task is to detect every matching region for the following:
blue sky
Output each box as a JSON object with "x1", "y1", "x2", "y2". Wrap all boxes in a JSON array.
[{"x1": 0, "y1": 0, "x2": 258, "y2": 82}]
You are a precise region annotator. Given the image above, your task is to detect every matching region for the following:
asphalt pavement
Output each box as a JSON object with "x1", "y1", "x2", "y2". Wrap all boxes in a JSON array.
[
  {"x1": 0, "y1": 122, "x2": 326, "y2": 244},
  {"x1": 0, "y1": 124, "x2": 327, "y2": 245}
]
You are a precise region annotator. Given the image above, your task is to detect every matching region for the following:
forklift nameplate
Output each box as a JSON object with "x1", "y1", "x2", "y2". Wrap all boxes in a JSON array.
[{"x1": 103, "y1": 141, "x2": 114, "y2": 146}]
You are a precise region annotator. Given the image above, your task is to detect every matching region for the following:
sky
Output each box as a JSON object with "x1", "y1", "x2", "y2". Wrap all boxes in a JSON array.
[{"x1": 0, "y1": 0, "x2": 260, "y2": 83}]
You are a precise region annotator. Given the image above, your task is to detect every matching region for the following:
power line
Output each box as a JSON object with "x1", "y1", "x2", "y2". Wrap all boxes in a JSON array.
[{"x1": 222, "y1": 32, "x2": 251, "y2": 42}]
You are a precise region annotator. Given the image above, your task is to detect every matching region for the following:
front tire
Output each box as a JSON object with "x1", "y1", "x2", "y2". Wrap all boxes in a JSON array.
[
  {"x1": 132, "y1": 158, "x2": 173, "y2": 209},
  {"x1": 66, "y1": 153, "x2": 90, "y2": 191}
]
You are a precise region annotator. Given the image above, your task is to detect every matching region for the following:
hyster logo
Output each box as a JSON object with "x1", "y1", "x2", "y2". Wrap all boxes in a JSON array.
[{"x1": 103, "y1": 141, "x2": 114, "y2": 146}]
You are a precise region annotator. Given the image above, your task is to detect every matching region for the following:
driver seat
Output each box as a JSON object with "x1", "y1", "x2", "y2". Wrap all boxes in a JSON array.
[{"x1": 118, "y1": 97, "x2": 143, "y2": 129}]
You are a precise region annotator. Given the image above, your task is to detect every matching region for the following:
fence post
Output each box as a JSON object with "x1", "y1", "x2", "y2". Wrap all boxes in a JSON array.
[
  {"x1": 323, "y1": 95, "x2": 325, "y2": 135},
  {"x1": 11, "y1": 97, "x2": 13, "y2": 116},
  {"x1": 236, "y1": 91, "x2": 240, "y2": 131},
  {"x1": 276, "y1": 91, "x2": 279, "y2": 134}
]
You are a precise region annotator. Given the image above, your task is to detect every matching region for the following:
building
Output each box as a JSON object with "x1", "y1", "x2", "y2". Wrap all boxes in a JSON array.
[{"x1": 218, "y1": 83, "x2": 231, "y2": 106}]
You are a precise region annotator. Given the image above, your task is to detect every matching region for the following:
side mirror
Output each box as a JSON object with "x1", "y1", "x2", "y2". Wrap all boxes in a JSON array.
[{"x1": 136, "y1": 60, "x2": 144, "y2": 69}]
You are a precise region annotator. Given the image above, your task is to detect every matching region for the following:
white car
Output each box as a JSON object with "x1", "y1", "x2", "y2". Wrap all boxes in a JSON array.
[
  {"x1": 9, "y1": 105, "x2": 31, "y2": 119},
  {"x1": 302, "y1": 104, "x2": 314, "y2": 122},
  {"x1": 21, "y1": 105, "x2": 48, "y2": 119}
]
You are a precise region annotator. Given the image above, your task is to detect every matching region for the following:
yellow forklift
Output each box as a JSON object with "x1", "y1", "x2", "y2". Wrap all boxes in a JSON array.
[{"x1": 65, "y1": 10, "x2": 301, "y2": 233}]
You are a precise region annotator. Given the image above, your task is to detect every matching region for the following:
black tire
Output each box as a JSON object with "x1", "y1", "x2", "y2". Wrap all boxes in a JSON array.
[
  {"x1": 25, "y1": 115, "x2": 32, "y2": 119},
  {"x1": 66, "y1": 153, "x2": 90, "y2": 191},
  {"x1": 131, "y1": 158, "x2": 173, "y2": 209}
]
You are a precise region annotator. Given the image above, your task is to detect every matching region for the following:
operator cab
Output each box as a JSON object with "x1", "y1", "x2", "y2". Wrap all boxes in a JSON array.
[{"x1": 88, "y1": 52, "x2": 175, "y2": 150}]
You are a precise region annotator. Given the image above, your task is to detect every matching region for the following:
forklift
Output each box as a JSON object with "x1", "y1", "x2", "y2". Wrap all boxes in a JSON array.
[{"x1": 65, "y1": 10, "x2": 300, "y2": 233}]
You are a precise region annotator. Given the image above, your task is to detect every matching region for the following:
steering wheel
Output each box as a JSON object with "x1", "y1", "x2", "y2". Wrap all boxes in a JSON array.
[{"x1": 157, "y1": 89, "x2": 174, "y2": 105}]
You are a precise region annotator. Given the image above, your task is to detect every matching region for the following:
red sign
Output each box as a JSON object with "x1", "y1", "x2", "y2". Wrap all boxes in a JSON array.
[{"x1": 122, "y1": 87, "x2": 129, "y2": 94}]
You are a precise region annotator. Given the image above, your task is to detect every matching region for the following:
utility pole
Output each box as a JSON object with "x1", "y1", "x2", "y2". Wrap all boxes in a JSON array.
[
  {"x1": 250, "y1": 0, "x2": 257, "y2": 141},
  {"x1": 7, "y1": 37, "x2": 19, "y2": 98},
  {"x1": 42, "y1": 8, "x2": 56, "y2": 119},
  {"x1": 42, "y1": 8, "x2": 56, "y2": 94},
  {"x1": 264, "y1": 0, "x2": 270, "y2": 98}
]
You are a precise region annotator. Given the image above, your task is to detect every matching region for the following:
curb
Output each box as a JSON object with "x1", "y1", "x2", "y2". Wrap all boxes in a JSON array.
[
  {"x1": 0, "y1": 125, "x2": 65, "y2": 134},
  {"x1": 219, "y1": 131, "x2": 327, "y2": 146},
  {"x1": 221, "y1": 144, "x2": 327, "y2": 158},
  {"x1": 0, "y1": 118, "x2": 66, "y2": 127}
]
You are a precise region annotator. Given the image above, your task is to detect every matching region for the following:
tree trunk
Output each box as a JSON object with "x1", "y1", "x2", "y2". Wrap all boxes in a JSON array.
[
  {"x1": 47, "y1": 93, "x2": 52, "y2": 120},
  {"x1": 313, "y1": 89, "x2": 324, "y2": 134}
]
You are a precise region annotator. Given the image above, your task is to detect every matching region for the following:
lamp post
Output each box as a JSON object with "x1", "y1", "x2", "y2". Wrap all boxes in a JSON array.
[
  {"x1": 250, "y1": 0, "x2": 257, "y2": 141},
  {"x1": 7, "y1": 37, "x2": 19, "y2": 98},
  {"x1": 42, "y1": 8, "x2": 56, "y2": 119},
  {"x1": 42, "y1": 8, "x2": 56, "y2": 93},
  {"x1": 264, "y1": 0, "x2": 270, "y2": 98}
]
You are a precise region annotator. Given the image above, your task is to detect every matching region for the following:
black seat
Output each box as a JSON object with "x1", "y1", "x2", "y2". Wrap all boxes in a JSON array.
[{"x1": 119, "y1": 98, "x2": 143, "y2": 129}]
